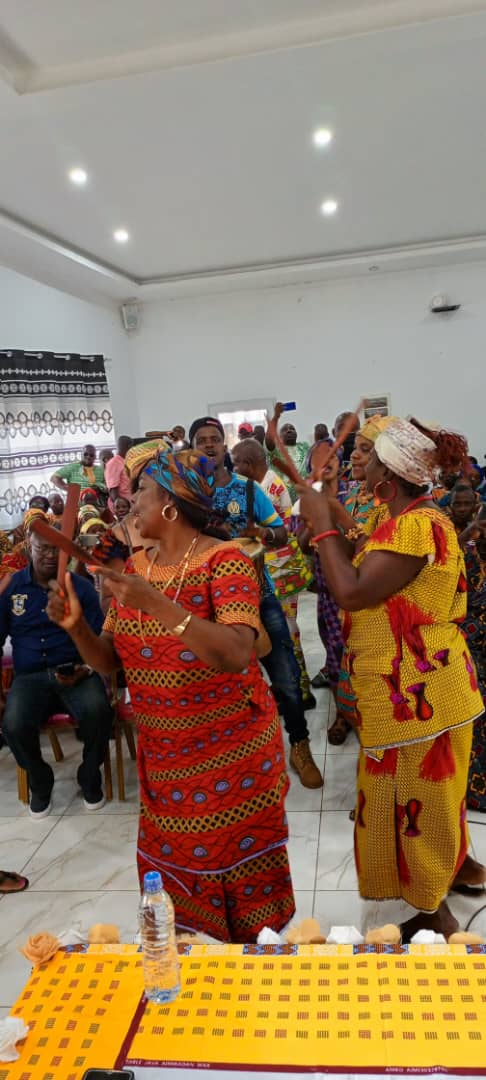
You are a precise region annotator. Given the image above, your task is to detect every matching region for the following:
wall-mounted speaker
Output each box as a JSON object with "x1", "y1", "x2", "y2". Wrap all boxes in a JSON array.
[{"x1": 120, "y1": 300, "x2": 141, "y2": 331}]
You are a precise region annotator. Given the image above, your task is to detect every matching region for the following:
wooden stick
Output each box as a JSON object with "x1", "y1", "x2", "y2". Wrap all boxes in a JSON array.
[
  {"x1": 57, "y1": 484, "x2": 81, "y2": 585},
  {"x1": 310, "y1": 401, "x2": 364, "y2": 481},
  {"x1": 30, "y1": 517, "x2": 103, "y2": 570},
  {"x1": 272, "y1": 431, "x2": 304, "y2": 488}
]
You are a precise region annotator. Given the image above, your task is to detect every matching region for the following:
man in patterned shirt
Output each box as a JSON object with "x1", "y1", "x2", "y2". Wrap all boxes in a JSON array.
[{"x1": 51, "y1": 444, "x2": 106, "y2": 494}]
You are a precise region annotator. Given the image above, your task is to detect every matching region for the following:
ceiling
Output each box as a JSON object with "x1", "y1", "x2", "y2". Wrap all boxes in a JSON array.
[{"x1": 1, "y1": 0, "x2": 486, "y2": 303}]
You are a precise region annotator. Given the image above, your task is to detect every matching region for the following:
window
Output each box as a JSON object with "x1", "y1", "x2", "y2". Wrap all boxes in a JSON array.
[{"x1": 208, "y1": 398, "x2": 274, "y2": 448}]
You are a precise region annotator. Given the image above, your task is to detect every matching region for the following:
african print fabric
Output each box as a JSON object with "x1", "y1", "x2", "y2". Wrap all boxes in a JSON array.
[
  {"x1": 355, "y1": 723, "x2": 472, "y2": 911},
  {"x1": 269, "y1": 442, "x2": 309, "y2": 502},
  {"x1": 347, "y1": 506, "x2": 483, "y2": 753},
  {"x1": 463, "y1": 546, "x2": 486, "y2": 810},
  {"x1": 336, "y1": 490, "x2": 386, "y2": 722},
  {"x1": 103, "y1": 542, "x2": 292, "y2": 942},
  {"x1": 0, "y1": 350, "x2": 113, "y2": 528}
]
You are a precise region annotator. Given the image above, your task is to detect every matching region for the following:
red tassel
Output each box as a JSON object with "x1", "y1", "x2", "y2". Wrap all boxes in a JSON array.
[
  {"x1": 386, "y1": 596, "x2": 435, "y2": 674},
  {"x1": 453, "y1": 798, "x2": 468, "y2": 877},
  {"x1": 395, "y1": 805, "x2": 411, "y2": 885},
  {"x1": 365, "y1": 748, "x2": 398, "y2": 777},
  {"x1": 464, "y1": 651, "x2": 479, "y2": 692},
  {"x1": 457, "y1": 572, "x2": 468, "y2": 594},
  {"x1": 356, "y1": 789, "x2": 366, "y2": 828},
  {"x1": 404, "y1": 798, "x2": 422, "y2": 838},
  {"x1": 431, "y1": 520, "x2": 448, "y2": 565},
  {"x1": 433, "y1": 649, "x2": 450, "y2": 667},
  {"x1": 407, "y1": 682, "x2": 434, "y2": 721},
  {"x1": 341, "y1": 611, "x2": 352, "y2": 645},
  {"x1": 372, "y1": 516, "x2": 398, "y2": 545},
  {"x1": 419, "y1": 730, "x2": 456, "y2": 782},
  {"x1": 382, "y1": 673, "x2": 414, "y2": 722}
]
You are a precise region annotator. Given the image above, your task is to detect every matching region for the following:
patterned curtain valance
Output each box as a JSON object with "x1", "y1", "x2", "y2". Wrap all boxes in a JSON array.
[{"x1": 0, "y1": 350, "x2": 114, "y2": 527}]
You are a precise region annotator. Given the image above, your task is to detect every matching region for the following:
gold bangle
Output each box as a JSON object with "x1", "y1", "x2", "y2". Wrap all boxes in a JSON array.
[
  {"x1": 171, "y1": 612, "x2": 192, "y2": 637},
  {"x1": 344, "y1": 526, "x2": 364, "y2": 542}
]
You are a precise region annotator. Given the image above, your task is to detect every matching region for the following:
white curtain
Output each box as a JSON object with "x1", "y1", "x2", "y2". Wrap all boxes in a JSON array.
[{"x1": 0, "y1": 349, "x2": 114, "y2": 528}]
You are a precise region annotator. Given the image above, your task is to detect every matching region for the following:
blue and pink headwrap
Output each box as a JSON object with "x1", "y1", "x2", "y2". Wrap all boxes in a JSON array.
[{"x1": 145, "y1": 448, "x2": 215, "y2": 509}]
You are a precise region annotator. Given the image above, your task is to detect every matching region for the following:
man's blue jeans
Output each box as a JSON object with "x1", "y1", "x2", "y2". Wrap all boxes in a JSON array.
[
  {"x1": 260, "y1": 594, "x2": 309, "y2": 745},
  {"x1": 3, "y1": 669, "x2": 112, "y2": 801}
]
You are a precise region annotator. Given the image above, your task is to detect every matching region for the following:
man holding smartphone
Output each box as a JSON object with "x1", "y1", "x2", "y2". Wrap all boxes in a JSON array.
[{"x1": 0, "y1": 528, "x2": 112, "y2": 818}]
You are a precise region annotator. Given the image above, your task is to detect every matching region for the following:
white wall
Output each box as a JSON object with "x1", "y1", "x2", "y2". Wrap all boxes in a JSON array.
[
  {"x1": 131, "y1": 260, "x2": 486, "y2": 457},
  {"x1": 0, "y1": 265, "x2": 136, "y2": 436}
]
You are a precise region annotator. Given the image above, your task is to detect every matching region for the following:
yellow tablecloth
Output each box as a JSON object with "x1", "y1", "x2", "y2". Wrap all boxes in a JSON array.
[{"x1": 3, "y1": 944, "x2": 486, "y2": 1078}]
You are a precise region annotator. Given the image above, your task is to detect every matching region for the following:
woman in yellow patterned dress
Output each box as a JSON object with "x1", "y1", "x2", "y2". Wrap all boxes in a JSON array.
[{"x1": 298, "y1": 418, "x2": 485, "y2": 939}]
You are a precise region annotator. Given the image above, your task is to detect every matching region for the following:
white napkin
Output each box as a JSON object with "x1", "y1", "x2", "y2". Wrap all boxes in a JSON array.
[
  {"x1": 57, "y1": 928, "x2": 88, "y2": 946},
  {"x1": 0, "y1": 1017, "x2": 29, "y2": 1062},
  {"x1": 257, "y1": 927, "x2": 282, "y2": 945},
  {"x1": 326, "y1": 925, "x2": 364, "y2": 945},
  {"x1": 410, "y1": 929, "x2": 446, "y2": 945}
]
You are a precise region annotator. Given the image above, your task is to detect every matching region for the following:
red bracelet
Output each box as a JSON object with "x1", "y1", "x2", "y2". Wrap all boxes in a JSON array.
[{"x1": 311, "y1": 529, "x2": 340, "y2": 545}]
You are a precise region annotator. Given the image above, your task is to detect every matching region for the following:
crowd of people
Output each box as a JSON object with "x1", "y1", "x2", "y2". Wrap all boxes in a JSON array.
[{"x1": 0, "y1": 408, "x2": 485, "y2": 944}]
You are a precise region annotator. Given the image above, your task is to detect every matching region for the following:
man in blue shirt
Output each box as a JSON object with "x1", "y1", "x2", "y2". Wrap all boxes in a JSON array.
[
  {"x1": 0, "y1": 530, "x2": 112, "y2": 818},
  {"x1": 189, "y1": 416, "x2": 322, "y2": 790}
]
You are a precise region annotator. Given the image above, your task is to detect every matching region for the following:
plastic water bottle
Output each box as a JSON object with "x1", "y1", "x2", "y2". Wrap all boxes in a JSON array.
[{"x1": 138, "y1": 871, "x2": 181, "y2": 1003}]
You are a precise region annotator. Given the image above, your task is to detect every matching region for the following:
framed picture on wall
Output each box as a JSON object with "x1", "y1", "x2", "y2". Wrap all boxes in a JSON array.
[{"x1": 363, "y1": 394, "x2": 391, "y2": 419}]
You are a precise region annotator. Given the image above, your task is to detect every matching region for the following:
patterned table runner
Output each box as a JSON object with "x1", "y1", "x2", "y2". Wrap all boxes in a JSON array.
[{"x1": 3, "y1": 944, "x2": 486, "y2": 1078}]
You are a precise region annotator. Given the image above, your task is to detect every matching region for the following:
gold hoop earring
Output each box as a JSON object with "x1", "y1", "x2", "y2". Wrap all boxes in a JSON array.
[{"x1": 161, "y1": 504, "x2": 178, "y2": 522}]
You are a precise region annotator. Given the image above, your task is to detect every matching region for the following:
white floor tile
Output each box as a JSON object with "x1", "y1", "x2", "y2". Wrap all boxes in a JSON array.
[
  {"x1": 64, "y1": 769, "x2": 140, "y2": 815},
  {"x1": 22, "y1": 815, "x2": 139, "y2": 892},
  {"x1": 0, "y1": 889, "x2": 140, "y2": 1007},
  {"x1": 325, "y1": 729, "x2": 360, "y2": 755},
  {"x1": 0, "y1": 817, "x2": 56, "y2": 875},
  {"x1": 316, "y1": 811, "x2": 358, "y2": 891},
  {"x1": 448, "y1": 890, "x2": 486, "y2": 937},
  {"x1": 285, "y1": 756, "x2": 324, "y2": 812},
  {"x1": 290, "y1": 891, "x2": 315, "y2": 924},
  {"x1": 286, "y1": 811, "x2": 320, "y2": 892},
  {"x1": 467, "y1": 822, "x2": 486, "y2": 865},
  {"x1": 322, "y1": 754, "x2": 358, "y2": 812},
  {"x1": 313, "y1": 890, "x2": 363, "y2": 934}
]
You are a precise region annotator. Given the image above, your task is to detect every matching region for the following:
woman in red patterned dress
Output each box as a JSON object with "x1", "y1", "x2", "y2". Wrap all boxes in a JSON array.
[{"x1": 47, "y1": 447, "x2": 294, "y2": 943}]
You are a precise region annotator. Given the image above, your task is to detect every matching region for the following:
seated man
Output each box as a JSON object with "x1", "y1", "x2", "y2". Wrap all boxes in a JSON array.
[{"x1": 0, "y1": 529, "x2": 112, "y2": 819}]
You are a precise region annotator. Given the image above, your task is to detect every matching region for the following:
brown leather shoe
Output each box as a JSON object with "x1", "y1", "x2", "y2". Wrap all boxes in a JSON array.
[{"x1": 289, "y1": 739, "x2": 323, "y2": 789}]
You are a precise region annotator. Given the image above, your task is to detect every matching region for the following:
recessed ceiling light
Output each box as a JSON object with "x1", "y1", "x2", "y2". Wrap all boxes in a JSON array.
[
  {"x1": 68, "y1": 167, "x2": 88, "y2": 186},
  {"x1": 313, "y1": 128, "x2": 333, "y2": 148},
  {"x1": 320, "y1": 199, "x2": 338, "y2": 216},
  {"x1": 113, "y1": 228, "x2": 130, "y2": 243}
]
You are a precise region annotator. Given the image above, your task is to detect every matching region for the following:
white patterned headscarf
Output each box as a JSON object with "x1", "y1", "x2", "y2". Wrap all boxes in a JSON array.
[{"x1": 374, "y1": 419, "x2": 439, "y2": 485}]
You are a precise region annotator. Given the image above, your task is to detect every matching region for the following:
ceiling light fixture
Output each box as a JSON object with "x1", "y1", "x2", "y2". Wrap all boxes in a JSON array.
[
  {"x1": 313, "y1": 128, "x2": 333, "y2": 148},
  {"x1": 113, "y1": 228, "x2": 130, "y2": 243},
  {"x1": 68, "y1": 167, "x2": 88, "y2": 186},
  {"x1": 320, "y1": 199, "x2": 338, "y2": 216}
]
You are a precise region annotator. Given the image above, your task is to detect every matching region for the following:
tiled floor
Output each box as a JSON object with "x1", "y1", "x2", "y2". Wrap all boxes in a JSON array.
[{"x1": 1, "y1": 593, "x2": 486, "y2": 1009}]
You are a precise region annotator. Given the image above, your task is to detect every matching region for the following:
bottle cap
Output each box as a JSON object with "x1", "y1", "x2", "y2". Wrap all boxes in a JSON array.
[{"x1": 144, "y1": 871, "x2": 162, "y2": 893}]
